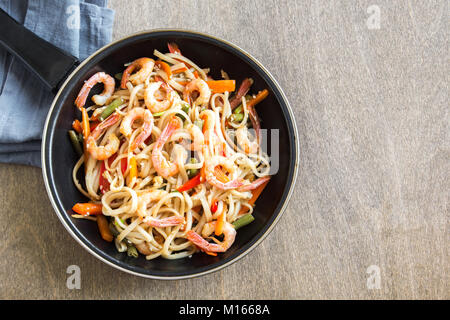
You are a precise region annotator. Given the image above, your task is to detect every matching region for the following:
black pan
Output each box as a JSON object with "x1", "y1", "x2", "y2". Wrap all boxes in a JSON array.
[{"x1": 0, "y1": 9, "x2": 299, "y2": 279}]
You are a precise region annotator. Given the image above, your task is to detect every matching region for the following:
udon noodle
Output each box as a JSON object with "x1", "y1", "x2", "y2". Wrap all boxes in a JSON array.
[{"x1": 69, "y1": 42, "x2": 271, "y2": 260}]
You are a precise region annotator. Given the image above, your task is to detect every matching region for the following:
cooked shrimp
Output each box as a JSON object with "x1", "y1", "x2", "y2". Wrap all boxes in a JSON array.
[
  {"x1": 120, "y1": 107, "x2": 154, "y2": 151},
  {"x1": 186, "y1": 123, "x2": 204, "y2": 151},
  {"x1": 199, "y1": 109, "x2": 217, "y2": 146},
  {"x1": 151, "y1": 117, "x2": 181, "y2": 178},
  {"x1": 186, "y1": 221, "x2": 236, "y2": 253},
  {"x1": 86, "y1": 113, "x2": 120, "y2": 160},
  {"x1": 137, "y1": 189, "x2": 168, "y2": 218},
  {"x1": 144, "y1": 81, "x2": 177, "y2": 113},
  {"x1": 75, "y1": 72, "x2": 115, "y2": 109},
  {"x1": 121, "y1": 57, "x2": 155, "y2": 88},
  {"x1": 144, "y1": 216, "x2": 185, "y2": 228},
  {"x1": 238, "y1": 176, "x2": 271, "y2": 191},
  {"x1": 204, "y1": 155, "x2": 244, "y2": 190},
  {"x1": 183, "y1": 78, "x2": 211, "y2": 106},
  {"x1": 236, "y1": 126, "x2": 259, "y2": 154}
]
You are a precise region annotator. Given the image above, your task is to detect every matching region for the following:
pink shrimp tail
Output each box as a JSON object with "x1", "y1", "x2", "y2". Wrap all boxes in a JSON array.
[
  {"x1": 238, "y1": 176, "x2": 271, "y2": 192},
  {"x1": 186, "y1": 230, "x2": 225, "y2": 253},
  {"x1": 145, "y1": 216, "x2": 184, "y2": 228}
]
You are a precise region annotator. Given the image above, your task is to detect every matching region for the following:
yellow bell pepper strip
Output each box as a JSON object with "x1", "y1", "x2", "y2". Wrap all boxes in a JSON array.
[{"x1": 128, "y1": 156, "x2": 137, "y2": 185}]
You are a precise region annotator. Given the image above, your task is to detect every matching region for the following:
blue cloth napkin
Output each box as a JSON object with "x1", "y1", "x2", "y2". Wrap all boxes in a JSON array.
[{"x1": 0, "y1": 0, "x2": 114, "y2": 167}]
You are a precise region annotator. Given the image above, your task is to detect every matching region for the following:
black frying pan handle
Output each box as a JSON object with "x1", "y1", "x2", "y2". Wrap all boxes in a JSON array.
[{"x1": 0, "y1": 8, "x2": 79, "y2": 92}]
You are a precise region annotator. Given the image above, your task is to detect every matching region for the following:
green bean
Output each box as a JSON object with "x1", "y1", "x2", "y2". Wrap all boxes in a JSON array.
[
  {"x1": 186, "y1": 158, "x2": 198, "y2": 178},
  {"x1": 153, "y1": 111, "x2": 166, "y2": 117},
  {"x1": 194, "y1": 120, "x2": 204, "y2": 130},
  {"x1": 114, "y1": 72, "x2": 123, "y2": 80},
  {"x1": 68, "y1": 130, "x2": 83, "y2": 156},
  {"x1": 108, "y1": 219, "x2": 120, "y2": 237},
  {"x1": 234, "y1": 105, "x2": 243, "y2": 114},
  {"x1": 126, "y1": 245, "x2": 139, "y2": 258},
  {"x1": 177, "y1": 102, "x2": 190, "y2": 121},
  {"x1": 232, "y1": 214, "x2": 255, "y2": 230},
  {"x1": 99, "y1": 98, "x2": 124, "y2": 121},
  {"x1": 231, "y1": 113, "x2": 244, "y2": 122}
]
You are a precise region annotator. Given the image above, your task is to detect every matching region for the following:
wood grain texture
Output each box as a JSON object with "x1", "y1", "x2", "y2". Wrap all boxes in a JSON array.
[{"x1": 0, "y1": 0, "x2": 448, "y2": 299}]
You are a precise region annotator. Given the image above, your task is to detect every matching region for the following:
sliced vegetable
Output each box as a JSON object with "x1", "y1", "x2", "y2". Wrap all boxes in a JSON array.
[
  {"x1": 178, "y1": 101, "x2": 190, "y2": 121},
  {"x1": 194, "y1": 119, "x2": 204, "y2": 130},
  {"x1": 231, "y1": 113, "x2": 244, "y2": 122},
  {"x1": 239, "y1": 178, "x2": 270, "y2": 214},
  {"x1": 186, "y1": 158, "x2": 198, "y2": 178},
  {"x1": 99, "y1": 98, "x2": 124, "y2": 121},
  {"x1": 68, "y1": 130, "x2": 83, "y2": 156},
  {"x1": 72, "y1": 119, "x2": 82, "y2": 133},
  {"x1": 206, "y1": 80, "x2": 236, "y2": 93},
  {"x1": 127, "y1": 245, "x2": 139, "y2": 258},
  {"x1": 99, "y1": 160, "x2": 109, "y2": 194},
  {"x1": 215, "y1": 212, "x2": 225, "y2": 236},
  {"x1": 247, "y1": 89, "x2": 269, "y2": 108},
  {"x1": 152, "y1": 110, "x2": 166, "y2": 117},
  {"x1": 81, "y1": 107, "x2": 90, "y2": 140},
  {"x1": 114, "y1": 72, "x2": 123, "y2": 80},
  {"x1": 97, "y1": 215, "x2": 113, "y2": 242},
  {"x1": 211, "y1": 199, "x2": 218, "y2": 213},
  {"x1": 230, "y1": 78, "x2": 253, "y2": 109},
  {"x1": 172, "y1": 66, "x2": 188, "y2": 74},
  {"x1": 233, "y1": 105, "x2": 243, "y2": 114},
  {"x1": 155, "y1": 60, "x2": 172, "y2": 79},
  {"x1": 128, "y1": 156, "x2": 137, "y2": 184},
  {"x1": 90, "y1": 120, "x2": 100, "y2": 131},
  {"x1": 232, "y1": 214, "x2": 255, "y2": 230},
  {"x1": 72, "y1": 203, "x2": 103, "y2": 216},
  {"x1": 177, "y1": 173, "x2": 202, "y2": 192}
]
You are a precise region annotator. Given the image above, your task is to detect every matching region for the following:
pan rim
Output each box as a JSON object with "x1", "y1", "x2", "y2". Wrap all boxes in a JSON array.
[{"x1": 41, "y1": 28, "x2": 299, "y2": 280}]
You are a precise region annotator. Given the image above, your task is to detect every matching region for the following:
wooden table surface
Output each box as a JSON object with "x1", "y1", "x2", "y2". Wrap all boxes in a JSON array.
[{"x1": 1, "y1": 0, "x2": 448, "y2": 299}]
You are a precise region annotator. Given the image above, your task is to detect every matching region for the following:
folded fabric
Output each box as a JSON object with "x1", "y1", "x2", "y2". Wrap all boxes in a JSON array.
[{"x1": 0, "y1": 0, "x2": 114, "y2": 167}]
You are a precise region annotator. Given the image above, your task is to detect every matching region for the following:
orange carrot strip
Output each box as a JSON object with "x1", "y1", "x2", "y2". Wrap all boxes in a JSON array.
[
  {"x1": 155, "y1": 60, "x2": 172, "y2": 80},
  {"x1": 81, "y1": 108, "x2": 90, "y2": 140},
  {"x1": 96, "y1": 215, "x2": 113, "y2": 242},
  {"x1": 247, "y1": 89, "x2": 269, "y2": 108},
  {"x1": 172, "y1": 66, "x2": 188, "y2": 74},
  {"x1": 206, "y1": 80, "x2": 236, "y2": 93},
  {"x1": 239, "y1": 178, "x2": 270, "y2": 214},
  {"x1": 72, "y1": 119, "x2": 82, "y2": 134},
  {"x1": 215, "y1": 212, "x2": 225, "y2": 236},
  {"x1": 72, "y1": 203, "x2": 103, "y2": 216}
]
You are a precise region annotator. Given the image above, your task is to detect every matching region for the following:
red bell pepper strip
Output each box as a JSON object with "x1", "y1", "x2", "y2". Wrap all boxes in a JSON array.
[{"x1": 177, "y1": 174, "x2": 202, "y2": 192}]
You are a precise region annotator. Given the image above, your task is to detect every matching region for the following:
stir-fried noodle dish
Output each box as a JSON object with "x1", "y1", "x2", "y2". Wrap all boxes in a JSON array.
[{"x1": 69, "y1": 42, "x2": 272, "y2": 260}]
